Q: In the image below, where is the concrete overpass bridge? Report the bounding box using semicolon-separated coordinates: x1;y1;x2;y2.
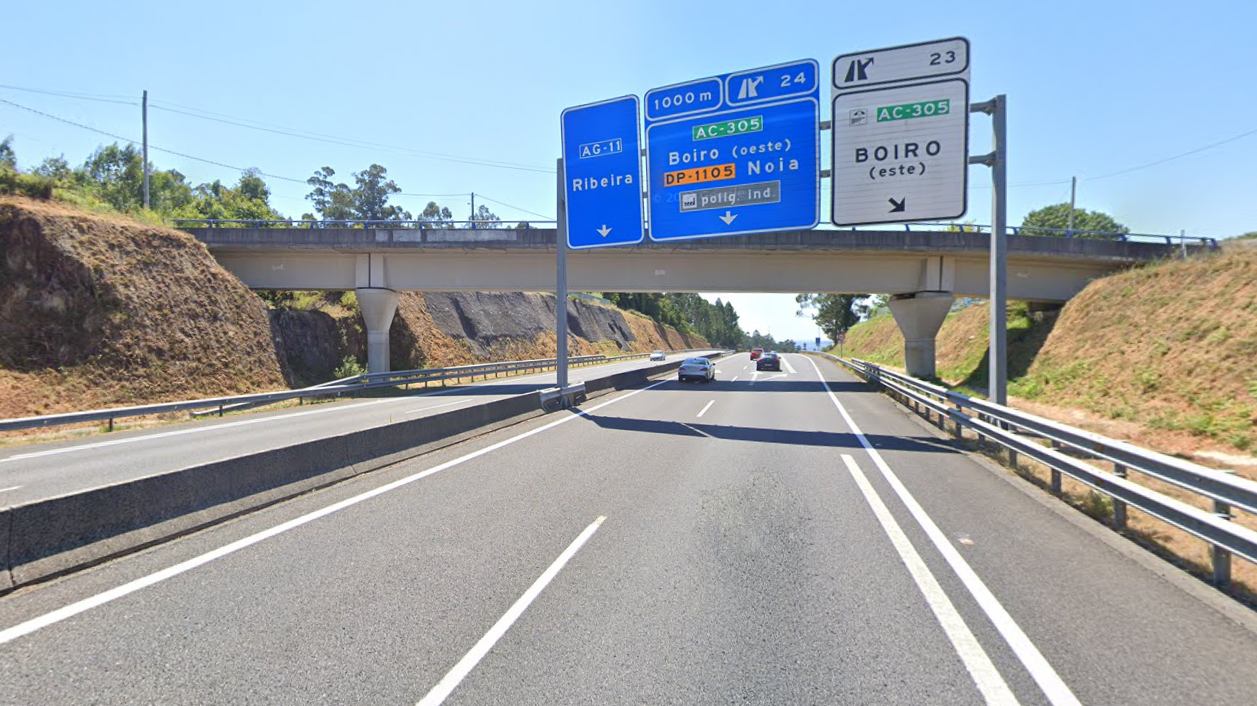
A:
184;223;1210;376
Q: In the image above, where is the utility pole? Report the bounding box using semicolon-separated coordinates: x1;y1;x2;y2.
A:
555;162;568;389
1067;176;1076;236
142;90;150;210
470;192;476;226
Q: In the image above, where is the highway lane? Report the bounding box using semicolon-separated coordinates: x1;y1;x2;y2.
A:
0;351;717;506
2;354;1257;704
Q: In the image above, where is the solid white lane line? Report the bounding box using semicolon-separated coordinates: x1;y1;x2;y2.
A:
0;361;663;464
697;400;715;418
415;516;607;706
842;455;1018;705
404;399;475;415
680;423;714;438
782;356;798;375
0;382;668;647
0;397;405;463
805;356;1082;706
731;376;739;382
0;486;21;493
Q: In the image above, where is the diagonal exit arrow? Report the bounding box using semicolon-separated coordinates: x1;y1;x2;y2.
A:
596;225;612;237
889;197;906;213
719;211;738;226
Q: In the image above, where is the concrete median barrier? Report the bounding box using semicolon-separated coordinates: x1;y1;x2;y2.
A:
0;358;712;593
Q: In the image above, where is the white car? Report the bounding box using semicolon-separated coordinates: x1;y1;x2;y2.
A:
650;350;666;361
678;357;715;383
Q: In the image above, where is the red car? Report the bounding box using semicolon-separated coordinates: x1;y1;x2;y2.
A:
750;348;764;360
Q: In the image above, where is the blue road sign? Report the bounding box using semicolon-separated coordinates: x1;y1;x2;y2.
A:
561;96;645;250
645;59;820;242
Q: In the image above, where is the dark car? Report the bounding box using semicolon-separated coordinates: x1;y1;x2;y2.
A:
756;351;781;371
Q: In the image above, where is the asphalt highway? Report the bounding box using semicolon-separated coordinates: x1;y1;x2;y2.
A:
0;351;716;506
2;353;1256;704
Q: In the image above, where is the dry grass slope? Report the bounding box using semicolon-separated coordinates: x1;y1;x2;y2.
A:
841;249;1257;460
1020;251;1257;453
0;197;287;419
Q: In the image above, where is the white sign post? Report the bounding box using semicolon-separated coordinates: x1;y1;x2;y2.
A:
832;37;969;91
831;79;969;226
831;38;971;227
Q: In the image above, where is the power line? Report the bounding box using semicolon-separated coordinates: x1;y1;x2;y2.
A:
147;101;556;174
0;84;138;106
2;98;556;216
1;83;558;174
1084;124;1257;181
473;193;553;220
0;97;308;184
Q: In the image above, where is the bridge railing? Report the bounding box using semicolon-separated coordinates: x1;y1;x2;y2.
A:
173;218;1219;248
172;219;557;229
906;222;1218;247
0;351;716;435
822;353;1257;590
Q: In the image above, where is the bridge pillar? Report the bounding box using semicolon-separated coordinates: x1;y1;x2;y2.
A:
888;292;953;379
356;287;399;374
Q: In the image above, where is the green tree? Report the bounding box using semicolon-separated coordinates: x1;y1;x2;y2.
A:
148;168;194;214
796;293;867;343
80;143;145;211
419;201;455;228
0;136;15;170
305;166;355;220
32;155;73;182
352;164;410;221
308;164;411;221
177;169;284;221
74;143;192;213
1020;203;1128;238
470;203;501;228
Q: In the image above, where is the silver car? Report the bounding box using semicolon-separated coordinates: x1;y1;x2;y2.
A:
650;350;666;361
678;357;715;383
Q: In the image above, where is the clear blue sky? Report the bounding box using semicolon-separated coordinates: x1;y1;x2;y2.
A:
5;0;1255;342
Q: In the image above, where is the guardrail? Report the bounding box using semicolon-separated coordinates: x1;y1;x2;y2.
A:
0;351;712;435
821;354;1257;590
171;218;1219;248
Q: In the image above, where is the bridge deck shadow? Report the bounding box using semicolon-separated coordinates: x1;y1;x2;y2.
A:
580;413;956;455
668;379;871;394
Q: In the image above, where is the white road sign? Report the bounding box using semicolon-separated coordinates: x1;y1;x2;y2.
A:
831;79;969;226
832;37;969;92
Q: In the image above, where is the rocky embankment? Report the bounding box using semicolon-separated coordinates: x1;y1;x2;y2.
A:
0;197;708;417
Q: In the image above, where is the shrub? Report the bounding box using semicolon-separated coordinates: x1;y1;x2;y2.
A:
333;355;367;379
0;168;55;199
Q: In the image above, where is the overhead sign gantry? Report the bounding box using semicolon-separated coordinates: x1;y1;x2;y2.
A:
643;59;820;242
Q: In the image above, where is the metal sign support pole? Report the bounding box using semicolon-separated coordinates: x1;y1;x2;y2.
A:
969;94;1008;405
142;90;150;210
556;158;569;390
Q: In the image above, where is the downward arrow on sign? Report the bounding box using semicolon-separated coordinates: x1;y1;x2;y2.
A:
719;211;738;225
597;225;612;237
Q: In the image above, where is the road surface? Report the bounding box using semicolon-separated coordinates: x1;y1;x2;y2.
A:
2;353;1255;704
0;352;716;506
